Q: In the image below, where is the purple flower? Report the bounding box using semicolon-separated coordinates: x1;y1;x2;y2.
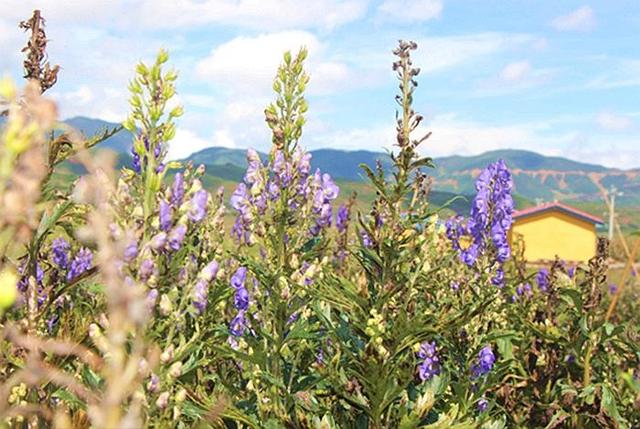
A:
234;286;249;310
536;268;549;292
417;341;440;382
139;259;156;281
230;311;246;337
320;172;339;200
477;397;488;413
147;374;159;393
361;231;373;248
168;225;187;251
287;311;299;325
199;261;219;282
294;148;312;177
472;345;495;378
244;149;262;184
336;204;349;233
150;232;167;251
146;289;158;312
67;248;93;281
491;267;504;287
608;283;618;295
231;267;247;289
123;241;138;262
171;172;185;207
51;238;70;269
131;147;141;174
159;200;172;231
567;266;575;279
192;280;208;314
231;183;249;210
188;190;208;222
273;151;291;187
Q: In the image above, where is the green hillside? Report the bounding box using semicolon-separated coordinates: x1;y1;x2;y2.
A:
30;117;640;213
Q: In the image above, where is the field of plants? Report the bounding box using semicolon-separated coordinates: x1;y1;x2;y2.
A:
1;11;639;429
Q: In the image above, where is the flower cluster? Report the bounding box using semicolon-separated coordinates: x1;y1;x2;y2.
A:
446;160;514;285
512;282;533;302
471;345;496;378
417;341;440;382
231;148;339;244
536;268;550;292
229;267;249;337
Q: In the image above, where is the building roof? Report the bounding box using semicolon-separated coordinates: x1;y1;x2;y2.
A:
513;202;604;225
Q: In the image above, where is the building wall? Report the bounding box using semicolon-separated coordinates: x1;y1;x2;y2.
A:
510;210;597;262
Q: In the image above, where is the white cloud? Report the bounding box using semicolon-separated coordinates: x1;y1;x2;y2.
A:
377;0;443;23
551;5;596;32
135;0;369;30
167;128;237;160
50;86;127;122
596;111;633;132
584;58;640;90
414;33;540;73
196;31;319;95
0;0;369;32
473;60;555;96
499;61;532;82
195;31;356;96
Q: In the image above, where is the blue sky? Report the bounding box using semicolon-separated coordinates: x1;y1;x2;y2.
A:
1;0;639;168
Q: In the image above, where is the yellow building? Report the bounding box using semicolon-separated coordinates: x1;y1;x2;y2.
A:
510;202;603;262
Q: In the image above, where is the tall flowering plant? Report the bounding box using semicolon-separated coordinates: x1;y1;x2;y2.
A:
219;49;341;425
311;41;513;428
111;51;228;425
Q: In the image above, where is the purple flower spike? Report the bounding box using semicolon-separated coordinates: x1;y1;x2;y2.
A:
536;268;550;292
159;200;172;231
67;248;93;281
171;172;185;206
417;341;440;382
336;204;349;233
472;345;496;378
51;238;70;269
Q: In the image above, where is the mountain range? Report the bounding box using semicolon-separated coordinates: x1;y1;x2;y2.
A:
7;116;639;209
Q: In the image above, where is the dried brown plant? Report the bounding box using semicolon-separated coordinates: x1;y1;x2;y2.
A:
19;10;60;94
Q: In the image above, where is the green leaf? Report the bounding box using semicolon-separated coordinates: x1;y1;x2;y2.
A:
601;384;628;428
52;388;86;410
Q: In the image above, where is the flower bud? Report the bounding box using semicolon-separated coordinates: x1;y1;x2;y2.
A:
168;361;183;379
138;358;150;377
175;388;187;403
147;373;160;393
159;294;173;316
160;345;175;364
198;260;219;282
156;392;170;410
150;232;167;250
